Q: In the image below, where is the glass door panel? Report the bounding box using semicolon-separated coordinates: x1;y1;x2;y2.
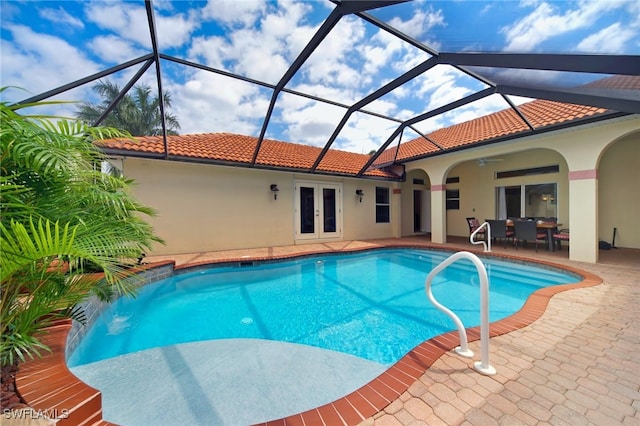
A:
504;186;521;218
525;183;557;219
322;188;336;234
300;186;316;234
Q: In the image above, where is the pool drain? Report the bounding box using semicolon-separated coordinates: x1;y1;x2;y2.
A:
240;317;253;325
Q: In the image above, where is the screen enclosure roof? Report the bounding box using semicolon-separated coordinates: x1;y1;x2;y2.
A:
3;0;639;179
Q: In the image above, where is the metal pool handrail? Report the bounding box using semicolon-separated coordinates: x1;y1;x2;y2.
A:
424;251;496;375
470;221;491;252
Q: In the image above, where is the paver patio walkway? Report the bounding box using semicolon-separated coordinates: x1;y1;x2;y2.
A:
358;241;640;425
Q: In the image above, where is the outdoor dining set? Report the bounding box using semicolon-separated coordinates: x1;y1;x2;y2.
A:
466;217;570;252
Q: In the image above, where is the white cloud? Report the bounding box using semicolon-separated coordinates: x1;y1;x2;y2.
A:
88;35;145;64
361;29;410;78
388;5;445;51
225;27;291;83
333;112;400;154
576;23;637;53
3;0;632;157
85;3;151;48
302;16;365;89
85;2;198;50
201;0;267;27
168;70;269;135
480;4;493;15
414;65;475;110
189;1;314;85
276;91;315;112
155;11;201;49
280;101;345;146
500;1;632;52
38;6;84;29
388;6;444;40
0;25;100;99
281;9;319;60
366;98;401;117
188;35;229;70
288;82;358;106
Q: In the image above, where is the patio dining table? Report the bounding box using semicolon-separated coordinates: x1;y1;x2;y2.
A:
507;221;561;252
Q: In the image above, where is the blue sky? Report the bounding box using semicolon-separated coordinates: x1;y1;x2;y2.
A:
1;0;639;153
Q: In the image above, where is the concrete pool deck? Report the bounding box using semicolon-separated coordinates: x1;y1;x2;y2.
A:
13;236;640;425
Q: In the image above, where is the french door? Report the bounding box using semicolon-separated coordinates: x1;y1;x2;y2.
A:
294;181;342;240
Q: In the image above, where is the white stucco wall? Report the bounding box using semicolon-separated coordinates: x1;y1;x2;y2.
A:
404;115;640;260
114;116;639;259
120;158;399;255
598;132;640;249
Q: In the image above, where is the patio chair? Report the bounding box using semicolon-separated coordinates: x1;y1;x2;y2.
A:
466;217;485;241
553;229;570;250
486;219;514;249
513;220;546;252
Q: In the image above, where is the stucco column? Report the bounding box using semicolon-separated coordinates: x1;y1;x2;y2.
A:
420;165;448;244
568;170;598;263
430;184;447;244
392;184;402;238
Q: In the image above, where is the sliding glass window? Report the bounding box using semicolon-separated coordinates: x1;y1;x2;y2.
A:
496;183;557;219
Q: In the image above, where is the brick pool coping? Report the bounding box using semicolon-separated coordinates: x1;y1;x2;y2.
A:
14;245;602;425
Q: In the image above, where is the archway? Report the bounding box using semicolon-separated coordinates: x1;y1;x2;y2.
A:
597;130;640;249
401;169;431;237
443;149;569;239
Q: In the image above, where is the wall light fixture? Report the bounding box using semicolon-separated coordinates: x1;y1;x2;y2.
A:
270;184;279;200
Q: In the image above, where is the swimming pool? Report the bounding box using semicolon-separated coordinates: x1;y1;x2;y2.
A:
68;248;580;367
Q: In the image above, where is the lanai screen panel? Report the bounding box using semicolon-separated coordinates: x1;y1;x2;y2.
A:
2;0;639;177
0;1;153;104
365;1;640;55
282;10;434;163
167;68;274;137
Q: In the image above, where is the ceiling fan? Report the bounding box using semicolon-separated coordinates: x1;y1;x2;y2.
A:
477;157;504;167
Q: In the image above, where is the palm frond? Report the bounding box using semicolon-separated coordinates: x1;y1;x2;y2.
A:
1;88;162;367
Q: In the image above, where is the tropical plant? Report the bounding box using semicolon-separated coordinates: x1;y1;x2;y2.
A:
76;79;180;136
0;88;163;366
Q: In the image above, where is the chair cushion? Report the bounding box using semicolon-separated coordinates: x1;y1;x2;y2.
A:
553;233;570;240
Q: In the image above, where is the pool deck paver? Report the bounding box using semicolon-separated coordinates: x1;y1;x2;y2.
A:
11;236;640;425
352;240;639;426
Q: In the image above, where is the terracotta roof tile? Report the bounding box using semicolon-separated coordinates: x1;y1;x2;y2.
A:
98;133;393;178
392;99;609;162
388;75;640;163
98;76;636;175
582;75;640;90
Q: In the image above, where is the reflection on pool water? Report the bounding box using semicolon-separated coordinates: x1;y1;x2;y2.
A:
68;248;579;367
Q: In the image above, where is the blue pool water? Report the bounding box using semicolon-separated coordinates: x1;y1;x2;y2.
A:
68;249;579;367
